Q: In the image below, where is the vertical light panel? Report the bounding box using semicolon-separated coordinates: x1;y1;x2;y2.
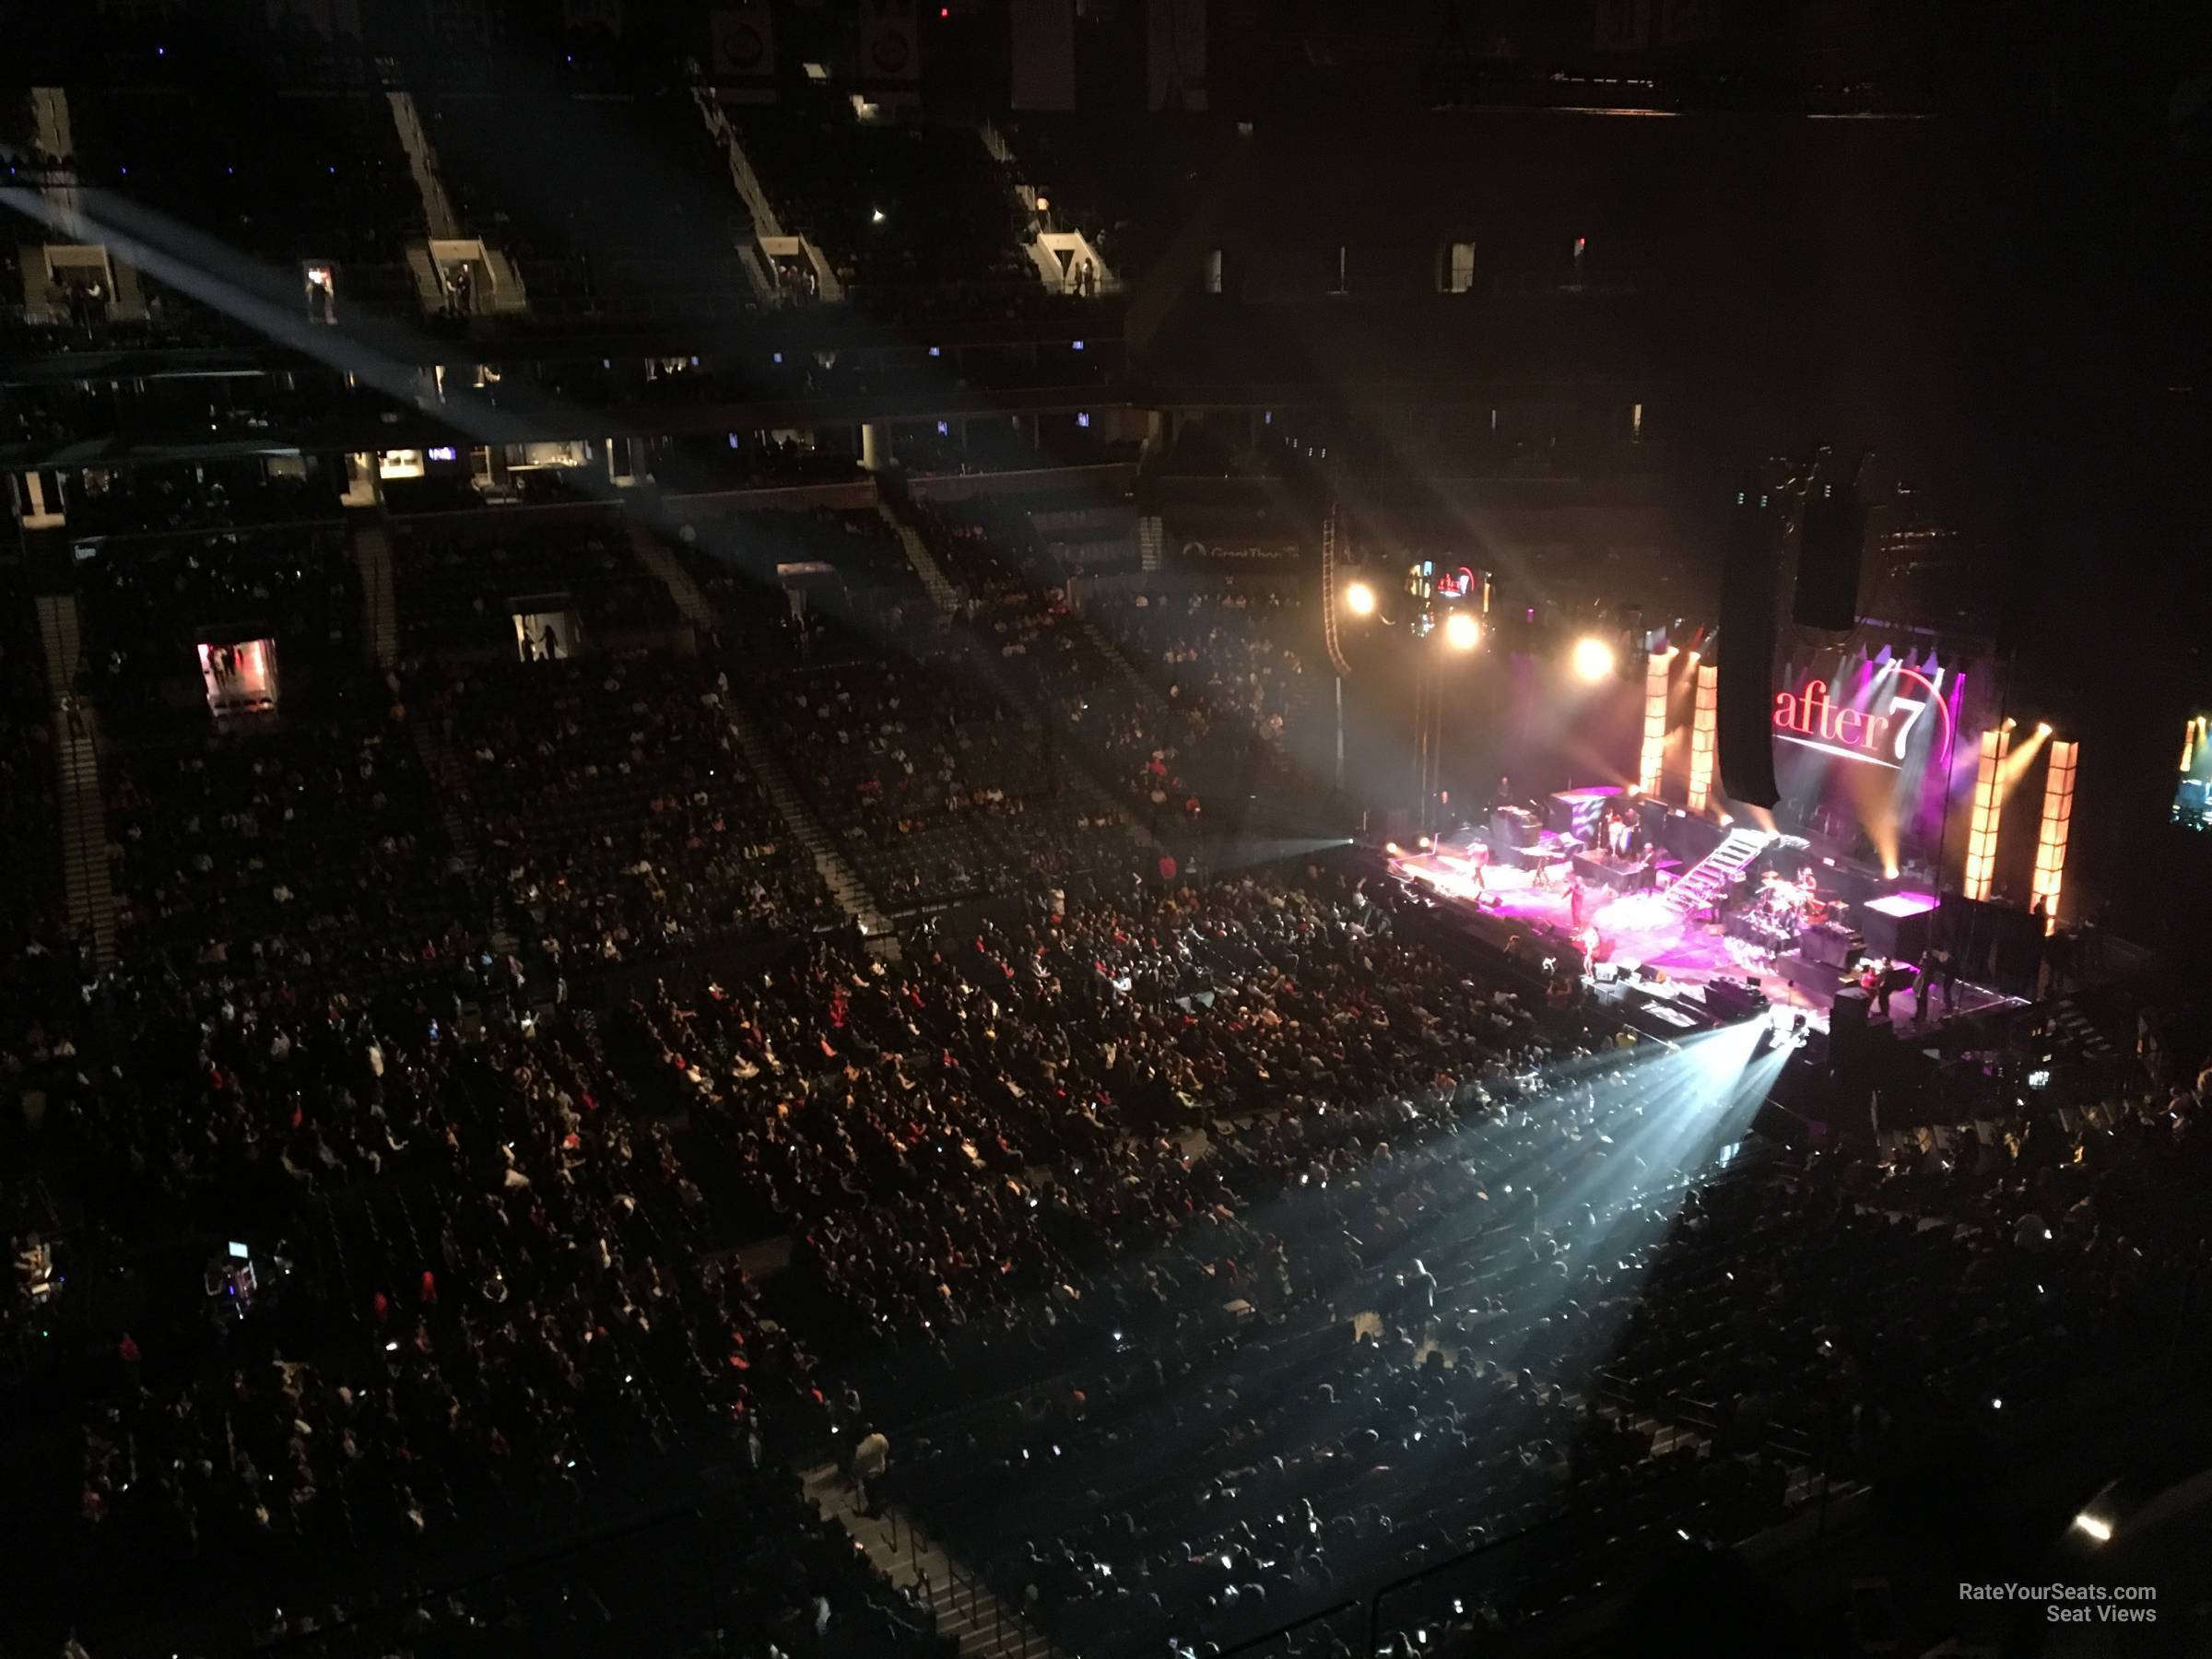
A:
1962;724;2011;901
1638;650;1672;796
2031;740;2077;933
2186;716;2202;775
1686;663;1718;813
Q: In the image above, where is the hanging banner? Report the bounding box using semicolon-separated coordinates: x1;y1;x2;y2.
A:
710;2;775;77
1012;0;1077;111
862;0;923;82
1147;0;1206;110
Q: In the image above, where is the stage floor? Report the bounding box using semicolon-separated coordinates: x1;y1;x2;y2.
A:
1389;850;2021;1034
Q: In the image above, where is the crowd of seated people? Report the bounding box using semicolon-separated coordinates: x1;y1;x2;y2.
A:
103;693;479;988
615;868;1756;1655
628;866;2212;1658
1086;580;1331;787
16;933;926;1656
1;740;2206;1659
394;518;680;655
412;651;839;971
76;528;359;718
764;631;1138;911
227;1479;956;1659
630;874;1565;1366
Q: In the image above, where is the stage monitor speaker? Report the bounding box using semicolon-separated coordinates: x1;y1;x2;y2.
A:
1716;488;1781;807
1830;986;1870;1044
1702;976;1769;1022
1794;489;1867;629
1861;903;1933;966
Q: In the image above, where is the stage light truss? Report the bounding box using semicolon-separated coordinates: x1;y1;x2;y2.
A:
1638;650;1671;795
1962;724;2010;902
1687;663;1718;813
2031;739;2077;934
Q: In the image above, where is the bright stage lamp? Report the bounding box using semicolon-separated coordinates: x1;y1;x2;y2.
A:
1442;610;1480;651
1571;635;1617;682
1344;581;1377;617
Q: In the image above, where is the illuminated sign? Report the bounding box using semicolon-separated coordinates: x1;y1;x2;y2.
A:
1772;665;1953;771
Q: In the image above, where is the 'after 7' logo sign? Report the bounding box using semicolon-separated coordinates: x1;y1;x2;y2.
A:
1773;665;1953;771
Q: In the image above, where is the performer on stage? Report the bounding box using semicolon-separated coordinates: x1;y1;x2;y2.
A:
1568;875;1588;931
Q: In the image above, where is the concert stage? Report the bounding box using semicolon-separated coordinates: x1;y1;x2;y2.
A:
1387;847;2021;1035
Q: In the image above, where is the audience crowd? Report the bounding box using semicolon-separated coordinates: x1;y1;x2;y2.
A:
2;477;2206;1659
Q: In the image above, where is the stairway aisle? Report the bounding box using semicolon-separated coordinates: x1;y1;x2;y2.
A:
804;1466;1059;1659
352;519;400;667
53;710;117;963
628;524;719;639
877;500;959;614
721;701;898;958
34;594;118;960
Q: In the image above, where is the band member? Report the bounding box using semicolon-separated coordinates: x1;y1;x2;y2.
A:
1568;876;1588;932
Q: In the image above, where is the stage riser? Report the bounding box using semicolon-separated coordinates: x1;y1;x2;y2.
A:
1862;906;1932;963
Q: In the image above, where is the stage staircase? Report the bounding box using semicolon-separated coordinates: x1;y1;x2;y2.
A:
877;500;959;614
804;1466;1061;1659
1663;827;1773;916
353;520;400;667
721;701;898;958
